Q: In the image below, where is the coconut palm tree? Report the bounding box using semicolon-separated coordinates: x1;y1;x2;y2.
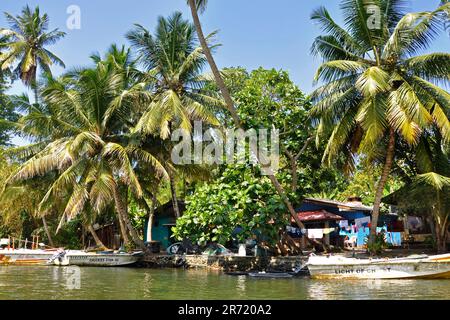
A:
186;1;309;232
5;47;166;250
126;12;221;138
309;1;450;242
385;129;450;253
127;12;223;218
0;6;65;103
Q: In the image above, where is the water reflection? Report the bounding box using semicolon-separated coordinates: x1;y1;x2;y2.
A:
0;266;449;300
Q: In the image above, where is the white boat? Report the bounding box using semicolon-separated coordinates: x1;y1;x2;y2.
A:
307;253;450;279
50;250;142;267
0;248;57;265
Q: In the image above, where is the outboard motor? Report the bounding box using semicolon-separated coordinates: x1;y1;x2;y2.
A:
48;249;66;264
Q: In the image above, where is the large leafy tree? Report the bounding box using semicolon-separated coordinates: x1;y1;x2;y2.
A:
0;6;65;102
310;1;450;242
0;36;18;146
0;79;19;147
173;163;288;246
5;47;166;250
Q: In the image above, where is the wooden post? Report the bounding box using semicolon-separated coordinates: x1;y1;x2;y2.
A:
324;222;330;246
12;238;15;250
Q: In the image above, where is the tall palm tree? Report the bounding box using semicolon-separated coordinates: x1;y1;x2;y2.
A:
126;12;221;138
0;6;65;103
6;48;166;250
186;0;309;232
127;12;222;218
310;1;450;242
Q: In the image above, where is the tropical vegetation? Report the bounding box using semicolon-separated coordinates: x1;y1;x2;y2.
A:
0;1;448;254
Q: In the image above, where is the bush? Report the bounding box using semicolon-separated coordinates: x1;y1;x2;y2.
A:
365;231;388;256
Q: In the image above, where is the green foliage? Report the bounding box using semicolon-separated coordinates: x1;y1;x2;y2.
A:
310;1;450;170
173;163;288;245
127;12;222;138
365;231;388;256
0;68;18;146
44;218;82;249
0;6;66;88
338;164;403;206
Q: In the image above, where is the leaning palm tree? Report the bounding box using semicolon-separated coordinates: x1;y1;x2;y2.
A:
5;48;166;250
186;1;309;232
310;1;450;242
0;6;65;102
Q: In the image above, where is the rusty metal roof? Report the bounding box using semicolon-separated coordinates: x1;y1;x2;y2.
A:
296;210;345;222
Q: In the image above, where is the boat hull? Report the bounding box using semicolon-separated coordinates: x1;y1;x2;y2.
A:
52;251;141;267
0;250;55;266
308;254;450;280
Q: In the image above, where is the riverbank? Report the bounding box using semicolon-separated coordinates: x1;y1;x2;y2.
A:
138;248;439;272
139;254;307;272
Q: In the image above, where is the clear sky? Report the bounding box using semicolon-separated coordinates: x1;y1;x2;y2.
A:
1;0;449;145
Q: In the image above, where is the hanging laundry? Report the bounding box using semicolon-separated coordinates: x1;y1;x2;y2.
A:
323;228;336;235
407;216;423;232
307;229;324;239
339;220;349;228
355;216;371;228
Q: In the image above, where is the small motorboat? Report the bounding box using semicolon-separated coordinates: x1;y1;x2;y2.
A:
248;271;294;279
49;250;143;267
0;248;57;265
225;271;249;276
307;253;450;279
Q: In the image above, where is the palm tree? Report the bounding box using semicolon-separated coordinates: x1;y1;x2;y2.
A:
127;12;221;138
5;47;166;250
186;0;309;232
310;1;450;242
0;6;65;103
127;12;222;218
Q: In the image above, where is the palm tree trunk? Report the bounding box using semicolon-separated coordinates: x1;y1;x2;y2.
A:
435;222;448;254
87;224;106;248
146;194;158;243
113;184;146;250
169;172;181;219
369;128;396;243
41;216;54;248
117;211;130;247
188;0;307;235
188;0;242;128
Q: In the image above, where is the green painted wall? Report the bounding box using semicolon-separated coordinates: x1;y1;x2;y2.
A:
143;216;174;249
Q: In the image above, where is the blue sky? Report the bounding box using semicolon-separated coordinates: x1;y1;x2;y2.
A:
1;0;449;145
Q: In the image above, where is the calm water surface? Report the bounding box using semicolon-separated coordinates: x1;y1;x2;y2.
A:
1;266;449;300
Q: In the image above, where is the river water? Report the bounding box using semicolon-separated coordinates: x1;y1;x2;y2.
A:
1;266;449;300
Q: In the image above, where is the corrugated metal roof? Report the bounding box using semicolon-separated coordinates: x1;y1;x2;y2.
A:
296;210;344;222
304;198;373;212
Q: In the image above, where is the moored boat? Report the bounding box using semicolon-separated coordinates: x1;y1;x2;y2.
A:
307;253;450;279
50;250;142;267
0;248;57;265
